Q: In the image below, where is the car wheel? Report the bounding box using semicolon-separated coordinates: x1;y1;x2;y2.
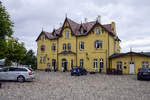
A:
17;76;25;83
137;76;141;80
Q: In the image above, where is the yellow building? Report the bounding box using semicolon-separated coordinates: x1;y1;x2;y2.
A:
109;52;150;74
36;16;121;73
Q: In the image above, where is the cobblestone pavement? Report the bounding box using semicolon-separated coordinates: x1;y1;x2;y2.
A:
0;71;150;100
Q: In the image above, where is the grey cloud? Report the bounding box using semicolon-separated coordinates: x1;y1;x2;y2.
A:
1;0;150;53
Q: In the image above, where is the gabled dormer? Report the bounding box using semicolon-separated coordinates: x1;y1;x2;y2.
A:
79;23;86;34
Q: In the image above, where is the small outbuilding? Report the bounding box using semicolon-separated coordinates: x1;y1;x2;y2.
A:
109;52;150;74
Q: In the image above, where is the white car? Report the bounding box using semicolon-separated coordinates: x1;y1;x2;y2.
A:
0;66;35;82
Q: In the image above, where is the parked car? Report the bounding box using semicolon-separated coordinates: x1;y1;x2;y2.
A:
71;67;87;76
137;68;150;80
0;66;35;82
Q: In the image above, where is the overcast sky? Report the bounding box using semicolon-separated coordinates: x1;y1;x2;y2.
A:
1;0;150;53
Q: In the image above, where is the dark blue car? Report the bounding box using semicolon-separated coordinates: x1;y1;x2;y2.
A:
137;68;150;80
71;67;87;76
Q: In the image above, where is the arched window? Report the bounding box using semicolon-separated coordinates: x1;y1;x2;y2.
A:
93;59;98;68
41;45;45;52
68;43;71;51
100;59;104;69
95;40;102;49
63;43;66;51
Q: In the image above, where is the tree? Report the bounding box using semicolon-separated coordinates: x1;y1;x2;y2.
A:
21;49;37;70
0;1;14;39
5;38;26;66
0;1;14;58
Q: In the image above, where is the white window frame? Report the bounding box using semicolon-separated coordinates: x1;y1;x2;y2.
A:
40;57;42;63
95;40;102;49
41;35;45;40
65;30;69;38
100;59;104;69
142;61;149;68
79;42;84;50
52;43;56;51
96;28;100;34
80;28;84;34
63;43;66;51
68;43;71;51
117;61;122;70
93;59;98;68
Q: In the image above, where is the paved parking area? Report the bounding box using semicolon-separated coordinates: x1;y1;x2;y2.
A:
0;71;150;100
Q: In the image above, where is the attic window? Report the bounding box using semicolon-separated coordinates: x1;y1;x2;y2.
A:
96;28;100;34
80;28;84;34
65;30;69;38
41;35;45;40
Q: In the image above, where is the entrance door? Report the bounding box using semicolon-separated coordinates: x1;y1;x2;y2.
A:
129;61;135;74
52;59;56;71
62;59;67;72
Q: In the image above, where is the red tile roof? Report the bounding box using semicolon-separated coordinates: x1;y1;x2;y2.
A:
36;17;117;41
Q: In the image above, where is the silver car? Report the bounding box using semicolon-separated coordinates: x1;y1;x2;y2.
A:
0;66;35;82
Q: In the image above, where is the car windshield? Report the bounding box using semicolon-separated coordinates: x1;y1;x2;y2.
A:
139;68;150;72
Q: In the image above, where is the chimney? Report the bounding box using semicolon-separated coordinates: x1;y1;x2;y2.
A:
97;15;101;23
111;21;116;35
84;18;88;23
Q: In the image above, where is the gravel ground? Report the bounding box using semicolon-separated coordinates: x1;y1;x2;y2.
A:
0;71;150;100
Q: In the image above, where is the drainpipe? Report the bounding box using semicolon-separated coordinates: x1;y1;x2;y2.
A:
57;39;59;71
76;36;77;66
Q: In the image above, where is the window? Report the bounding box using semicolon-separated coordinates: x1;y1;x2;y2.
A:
80;59;84;68
79;42;84;50
68;43;71;51
52;43;56;51
96;28;100;34
41;45;45;52
63;43;66;51
117;61;122;70
93;59;98;68
80;28;84;34
52;59;56;69
95;40;102;49
100;59;104;68
142;61;149;68
43;56;46;64
9;67;17;71
40;57;42;63
15;68;28;71
41;35;45;40
65;30;69;38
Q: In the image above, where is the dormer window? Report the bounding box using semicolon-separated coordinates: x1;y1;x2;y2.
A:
96;28;100;34
80;28;84;34
65;30;69;38
41;35;45;40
